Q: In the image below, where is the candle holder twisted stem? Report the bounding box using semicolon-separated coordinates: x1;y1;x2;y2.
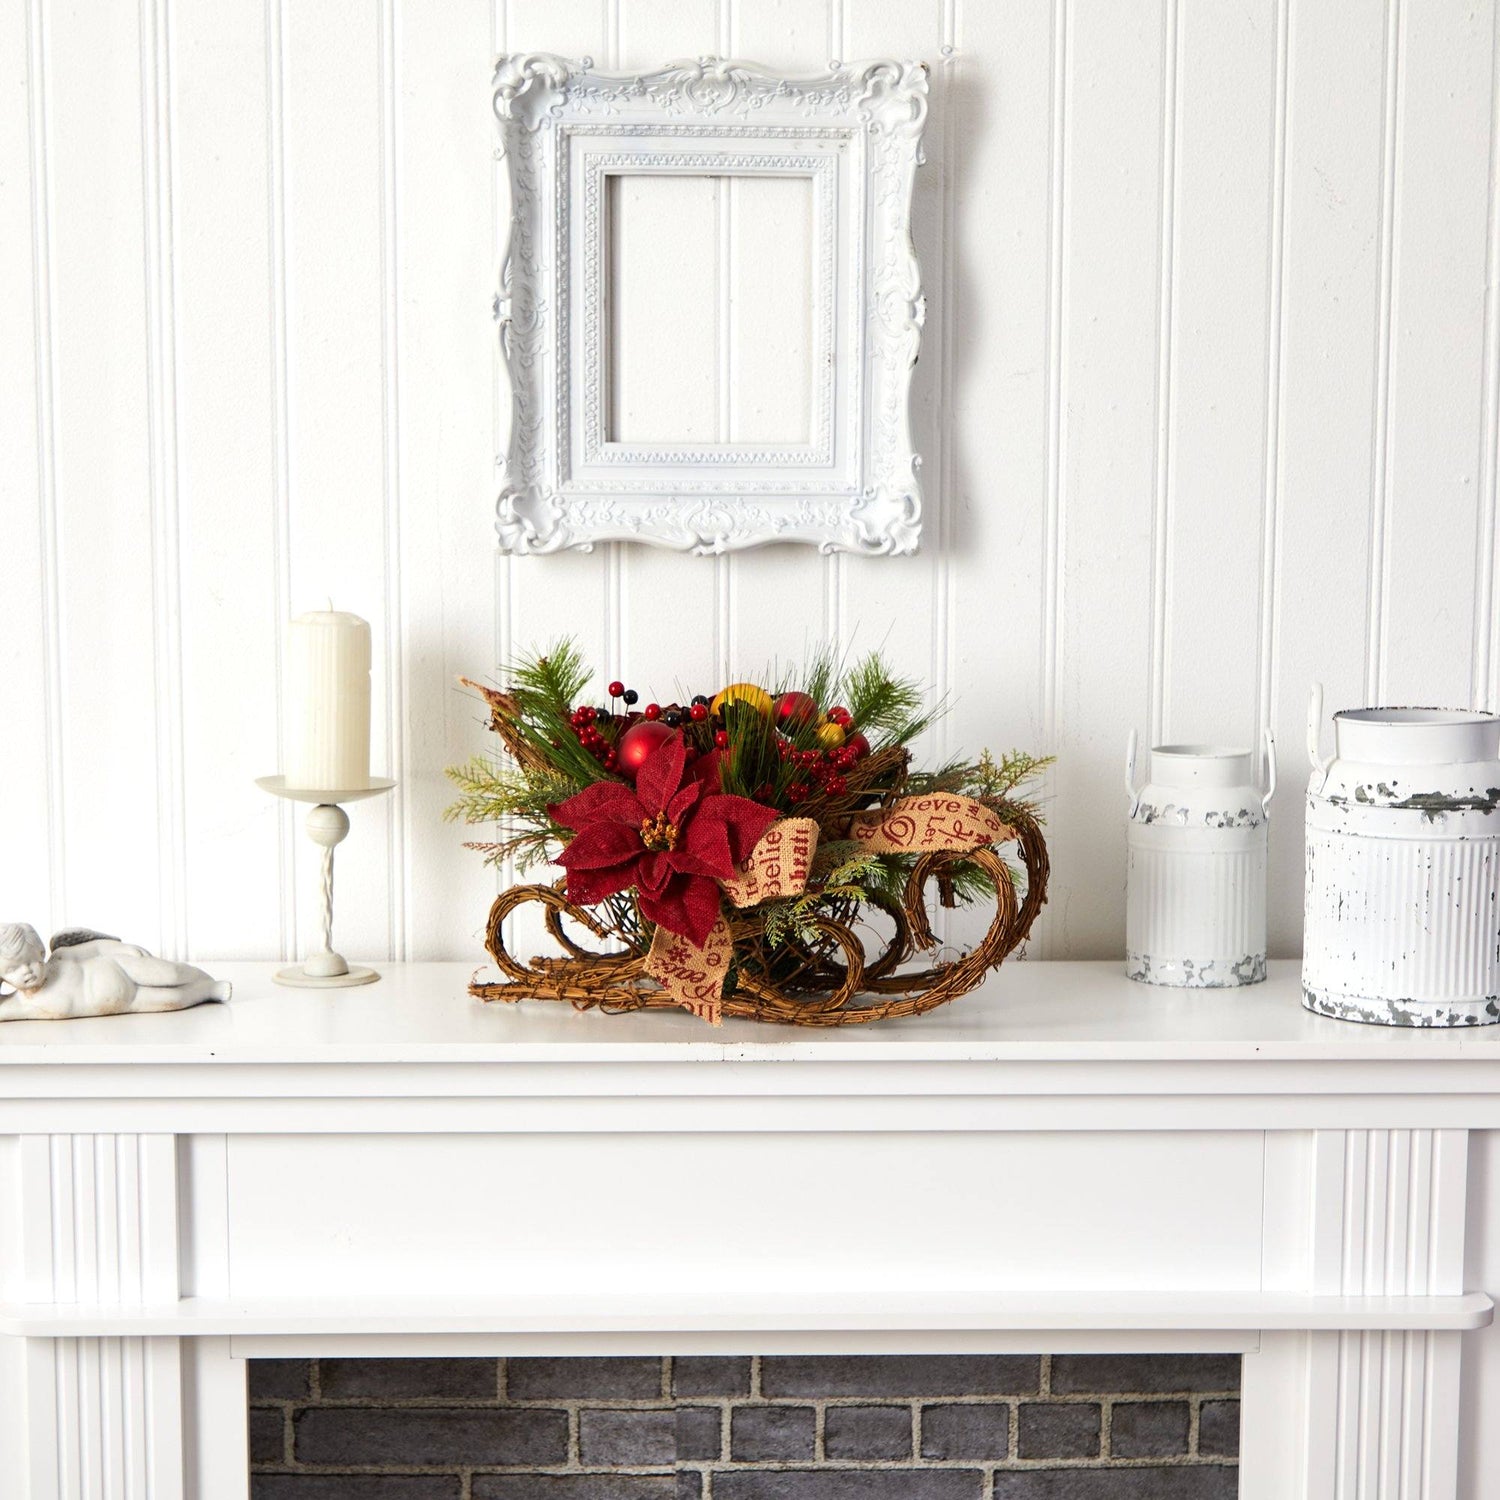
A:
256;776;396;988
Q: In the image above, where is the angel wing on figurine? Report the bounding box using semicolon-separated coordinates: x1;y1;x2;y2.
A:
0;924;231;1021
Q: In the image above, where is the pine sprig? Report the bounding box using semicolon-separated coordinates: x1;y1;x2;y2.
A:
843;653;935;748
444;755;579;870
760;851;884;947
905;748;1055;824
499;641;611;789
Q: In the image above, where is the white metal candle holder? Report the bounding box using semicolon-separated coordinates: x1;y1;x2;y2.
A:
256;776;396;988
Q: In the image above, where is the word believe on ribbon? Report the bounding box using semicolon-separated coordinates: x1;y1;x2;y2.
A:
646;794;1013;1023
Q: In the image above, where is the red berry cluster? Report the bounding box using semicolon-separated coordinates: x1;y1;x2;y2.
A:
776;738;857;802
568;704;618;771
569;681;719;781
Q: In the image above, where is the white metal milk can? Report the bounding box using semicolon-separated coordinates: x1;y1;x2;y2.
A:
1124;731;1275;987
1303;686;1500;1026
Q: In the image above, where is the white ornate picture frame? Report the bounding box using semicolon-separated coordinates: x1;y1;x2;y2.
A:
492;54;929;556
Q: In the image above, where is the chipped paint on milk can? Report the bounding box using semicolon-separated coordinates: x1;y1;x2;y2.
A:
1124;730;1275;987
1302;685;1500;1026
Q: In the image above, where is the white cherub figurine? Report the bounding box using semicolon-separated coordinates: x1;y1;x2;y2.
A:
0;924;230;1021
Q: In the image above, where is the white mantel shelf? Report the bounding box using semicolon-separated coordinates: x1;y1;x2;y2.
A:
6;958;1500;1499
8;957;1500;1064
4;960;1500;1136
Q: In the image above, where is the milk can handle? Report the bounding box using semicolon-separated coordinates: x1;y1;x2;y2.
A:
1307;683;1334;792
1260;726;1277;815
1124;728;1142;818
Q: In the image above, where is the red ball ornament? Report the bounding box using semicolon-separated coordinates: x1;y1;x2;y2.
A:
616;720;675;779
846;732;871;760
774;691;819;730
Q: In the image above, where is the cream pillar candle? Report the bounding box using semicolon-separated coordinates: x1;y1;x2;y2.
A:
282;608;372;791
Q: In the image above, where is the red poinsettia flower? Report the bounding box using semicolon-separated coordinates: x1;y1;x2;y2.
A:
549;732;778;948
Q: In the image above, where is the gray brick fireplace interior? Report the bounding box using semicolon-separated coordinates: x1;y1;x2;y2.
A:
248;1353;1241;1498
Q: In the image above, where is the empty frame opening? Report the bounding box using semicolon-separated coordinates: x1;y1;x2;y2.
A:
605;173;816;447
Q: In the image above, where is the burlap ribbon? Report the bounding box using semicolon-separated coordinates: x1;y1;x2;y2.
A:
645;794;1012;1023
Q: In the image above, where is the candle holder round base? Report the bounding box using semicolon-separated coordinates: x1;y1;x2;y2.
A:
273;963;380;989
256;776;396;989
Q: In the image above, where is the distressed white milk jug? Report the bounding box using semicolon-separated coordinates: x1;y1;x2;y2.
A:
1124;731;1275;987
1303;686;1500;1026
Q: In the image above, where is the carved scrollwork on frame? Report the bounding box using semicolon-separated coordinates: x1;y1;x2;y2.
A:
492;53;929;557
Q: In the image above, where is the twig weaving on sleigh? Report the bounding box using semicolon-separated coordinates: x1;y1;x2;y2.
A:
471;806;1048;1026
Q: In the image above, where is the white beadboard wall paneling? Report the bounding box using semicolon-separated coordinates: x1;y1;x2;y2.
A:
1363;0;1402;710
1254;0;1290;770
840;0;949;929
1043;0;1167;959
281;0;394;962
1158;0;1277;753
379;0;408;958
1478;2;1500;716
1264;0;1387;958
614;0;721;699
140;0;188;961
499;0;612;961
503;0;613;690
725;0;838;674
48;0;164;946
943;1;1052;958
1146;0;1180;749
840;0;945;757
0;0;56;937
11;0;1500;965
1377;0;1494;711
492;0;513;943
268;0;298;960
395;0;501;959
172;0;285;960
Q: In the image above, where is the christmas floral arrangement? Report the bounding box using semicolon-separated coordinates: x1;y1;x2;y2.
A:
447;644;1051;1026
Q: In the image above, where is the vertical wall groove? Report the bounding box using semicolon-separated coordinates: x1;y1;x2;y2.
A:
265;0;297;960
1366;0;1404;705
718;0;738;677
1148;0;1181;746
1256;0;1291;746
1038;0;1068;959
494;0;514;910
1474;0;1500;712
822;0;843;653
140;0;188;960
604;0;623;686
25;0;66;931
378;0;408;958
935;4;959;780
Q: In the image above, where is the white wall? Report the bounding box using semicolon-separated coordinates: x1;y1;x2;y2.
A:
3;0;1497;966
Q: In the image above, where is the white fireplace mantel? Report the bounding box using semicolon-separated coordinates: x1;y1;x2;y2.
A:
5;958;1500;1498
